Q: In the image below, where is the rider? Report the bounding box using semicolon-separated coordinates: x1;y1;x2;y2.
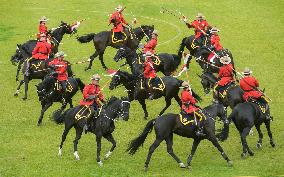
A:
207;27;223;63
142;30;158;55
240;67;271;120
181;81;204;136
143;51;157;100
48;51;68;103
109;5;130;41
26;33;52;75
214;56;234;101
37;16;48;39
184;13;210;46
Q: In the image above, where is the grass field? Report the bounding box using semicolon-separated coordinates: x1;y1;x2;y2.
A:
1;0;284;176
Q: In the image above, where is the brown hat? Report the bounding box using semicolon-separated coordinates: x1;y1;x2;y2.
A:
220;56;231;65
180;81;191;89
39;16;48;22
196;13;205;19
243;67;252;75
91;74;101;81
210;27;220;33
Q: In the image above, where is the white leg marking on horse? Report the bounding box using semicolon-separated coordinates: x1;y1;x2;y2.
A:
74;151;80;160
249;129;254;136
179;162;186;168
98;161;103;166
58;147;62;157
104;151;112;159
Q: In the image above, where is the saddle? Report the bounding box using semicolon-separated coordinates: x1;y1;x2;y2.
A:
214;82;235;99
75;105;93;121
54;79;73;93
140;77;165;91
250;97;267;114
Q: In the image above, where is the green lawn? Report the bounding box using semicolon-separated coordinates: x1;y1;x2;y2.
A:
1;0;284;176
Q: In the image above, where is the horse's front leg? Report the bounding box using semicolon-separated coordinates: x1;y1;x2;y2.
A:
99;53;108;70
16;61;23;82
103;133;116;160
14;80;25;97
138;99;148;119
22;76;29;100
37;101;53;126
96;135;103;166
85;51;99;71
73;124;83;160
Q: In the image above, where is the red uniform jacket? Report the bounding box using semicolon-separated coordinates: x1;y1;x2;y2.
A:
218;64;234;86
187;20;209;39
240;76;263;101
144;59;156;78
80;84;104;106
37;23;48;38
48;58;68;81
181;90;199;114
208;34;223;61
109;11;128;32
32;40;52;60
143;38;157;54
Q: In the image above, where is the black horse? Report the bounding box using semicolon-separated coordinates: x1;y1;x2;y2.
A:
113;46;182;76
54;96;131;166
11;21;78;82
77;25;154;70
127;104;233;171
109;70;201;118
199;71;243;109
224;102;275;157
179;35;234;73
35;76;85;126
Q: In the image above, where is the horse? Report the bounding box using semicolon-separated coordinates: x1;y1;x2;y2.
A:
14;57;74;100
126;104;233;171
77;25;154;70
11;21;78;82
223;102;275;158
54;96;131;166
113;46;182;76
35;76;85;126
178;34;235;73
198;71;244;109
109;70;201;118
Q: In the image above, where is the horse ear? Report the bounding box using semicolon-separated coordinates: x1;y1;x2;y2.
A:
35;84;38;88
196;74;202;78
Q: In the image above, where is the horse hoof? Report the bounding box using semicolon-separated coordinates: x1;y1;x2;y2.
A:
22;97;27;100
256;142;262;149
98;161;103;166
74;151;80;160
187;165;192;171
14;93;19;97
58;148;62;157
241;152;247;159
270;141;276;147
227;161;233;167
179;162;186;168
248;151;254;156
84;67;90;71
104;151;112;160
37;122;41;126
144;166;148;172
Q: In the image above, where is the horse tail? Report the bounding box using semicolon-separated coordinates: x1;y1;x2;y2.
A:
126;119;156;155
75;78;85;92
53;109;69;124
178;37;187;58
77;33;96;43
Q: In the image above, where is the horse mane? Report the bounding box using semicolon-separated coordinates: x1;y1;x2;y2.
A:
106;96;119;107
204;72;218;83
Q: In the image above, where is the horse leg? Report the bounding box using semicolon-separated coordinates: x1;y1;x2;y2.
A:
73;124;83;160
103;133;116;160
58;122;73;157
207;135;233;166
68;99;74;108
14;80;25;97
22;76;29;100
96;135;103;166
174;95;182;107
144;138;163;171
138;99;148;119
85;51;99;71
240;127;254;158
165;133;185;168
37;102;53;126
159;98;172;116
264;120;275;147
187;139;201;170
16;61;23;82
255;124;263;149
99;53;108;70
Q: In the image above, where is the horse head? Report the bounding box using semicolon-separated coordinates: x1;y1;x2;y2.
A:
134;25;154;40
60;21;76;35
113;48;126;62
119;96;131;121
199;71;217;94
109;71;121;90
11;44;23;65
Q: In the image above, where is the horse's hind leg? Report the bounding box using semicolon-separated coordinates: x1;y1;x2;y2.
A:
165;133;185;168
85;51;99;71
14;80;25;96
207;135;233;166
264;120;275;147
159;98;172;116
255;125;263;148
103;133;116;160
16;61;23;82
96;135;103;166
37;102;52;126
73;124;83;160
99;53;108;70
240;127;254;157
58;123;73;157
138;99;148;119
145;138;163;171
187;139;201;170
